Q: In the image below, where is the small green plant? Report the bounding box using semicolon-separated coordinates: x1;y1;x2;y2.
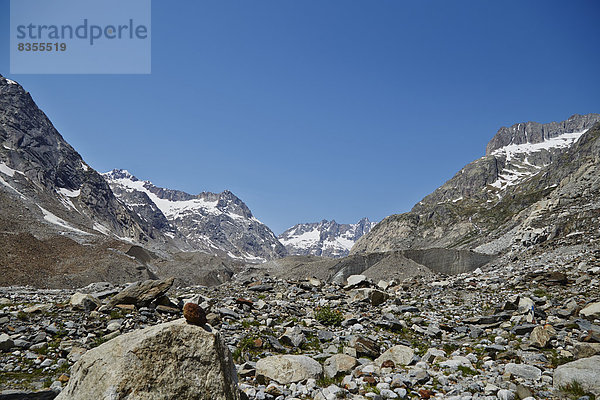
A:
90;335;109;348
110;309;125;319
33;345;48;355
316;374;344;387
560;381;596;400
457;365;478;376
17;311;29;321
314;306;343;327
233;334;264;363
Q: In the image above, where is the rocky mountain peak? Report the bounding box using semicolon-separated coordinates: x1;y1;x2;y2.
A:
485;113;600;155
103;169;285;261
279;218;377;258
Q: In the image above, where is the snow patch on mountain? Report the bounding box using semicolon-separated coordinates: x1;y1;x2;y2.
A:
489;130;588;191
491;130;588;161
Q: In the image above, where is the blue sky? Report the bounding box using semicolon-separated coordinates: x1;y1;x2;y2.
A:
1;1;599;234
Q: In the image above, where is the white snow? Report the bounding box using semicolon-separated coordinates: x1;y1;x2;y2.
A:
491;130;588;161
57;187;81;198
105;175;220;219
38;206;90;235
5;79;17;85
279;228;321;248
93;222;111;235
0;162;19;177
489;130;588;190
0;176;26;199
81;162;89;172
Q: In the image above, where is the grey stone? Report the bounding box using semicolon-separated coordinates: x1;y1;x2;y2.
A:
553;355;600;395
323;354;357;378
374;345;414;368
504;363;541;381
256;355;322;384
56;319;239;400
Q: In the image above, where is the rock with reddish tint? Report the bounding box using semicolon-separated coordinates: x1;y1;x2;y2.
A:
183;302;207;325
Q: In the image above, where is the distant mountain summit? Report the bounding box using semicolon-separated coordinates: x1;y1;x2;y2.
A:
279;218;376;258
103;169;287;262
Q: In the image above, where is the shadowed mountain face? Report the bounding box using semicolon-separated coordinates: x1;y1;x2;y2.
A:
0;76;265;287
278;218;376;258
0;75;160;244
353;114;600;256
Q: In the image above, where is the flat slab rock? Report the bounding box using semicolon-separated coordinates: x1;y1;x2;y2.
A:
256;355;322;384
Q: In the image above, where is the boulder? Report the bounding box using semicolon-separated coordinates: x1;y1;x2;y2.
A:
440;356;473;369
69;292;101;311
351;336;380;358
323;354;358;378
553;355;600;395
518;297;534;313
256;355;322;384
349;288;389;306
56;319;239;400
345;275;368;288
504;363;541;381
529;325;555;348
374;345;414;368
107;277;174;308
279;326;306;348
183;302;207;325
0;333;14;351
580;302;600;320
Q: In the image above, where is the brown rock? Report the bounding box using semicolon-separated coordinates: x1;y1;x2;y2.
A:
183;303;207;326
58;374;70;383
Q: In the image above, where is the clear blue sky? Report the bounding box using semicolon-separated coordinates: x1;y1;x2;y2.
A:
1;1;599;234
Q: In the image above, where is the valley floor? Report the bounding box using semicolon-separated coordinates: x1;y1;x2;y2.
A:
1;245;599;399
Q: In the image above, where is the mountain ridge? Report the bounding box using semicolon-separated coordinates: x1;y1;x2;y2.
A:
103;169;287;262
352;113;600;256
278;218;376;258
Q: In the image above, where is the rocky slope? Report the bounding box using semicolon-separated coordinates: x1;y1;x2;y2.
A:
1;244;599;399
103;169;287;262
353;114;600;256
279;218;376;258
0;76;251;287
0;75;161;244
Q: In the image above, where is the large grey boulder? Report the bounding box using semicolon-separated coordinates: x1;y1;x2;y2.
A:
323;354;358;378
553;355;600;395
56;319;239;400
256;355;322;384
107;277;174;308
374;345;414;368
69;292;101;311
0;333;14;351
504;363;541;381
580;302;600;320
348;288;389;306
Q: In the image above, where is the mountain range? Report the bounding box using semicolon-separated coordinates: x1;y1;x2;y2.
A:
1;73;599;288
278;218;376;258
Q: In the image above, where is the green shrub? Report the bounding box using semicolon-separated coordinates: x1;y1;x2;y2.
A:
315;306;344;327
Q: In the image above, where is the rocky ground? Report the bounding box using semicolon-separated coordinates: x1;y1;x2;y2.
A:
1;246;600;399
